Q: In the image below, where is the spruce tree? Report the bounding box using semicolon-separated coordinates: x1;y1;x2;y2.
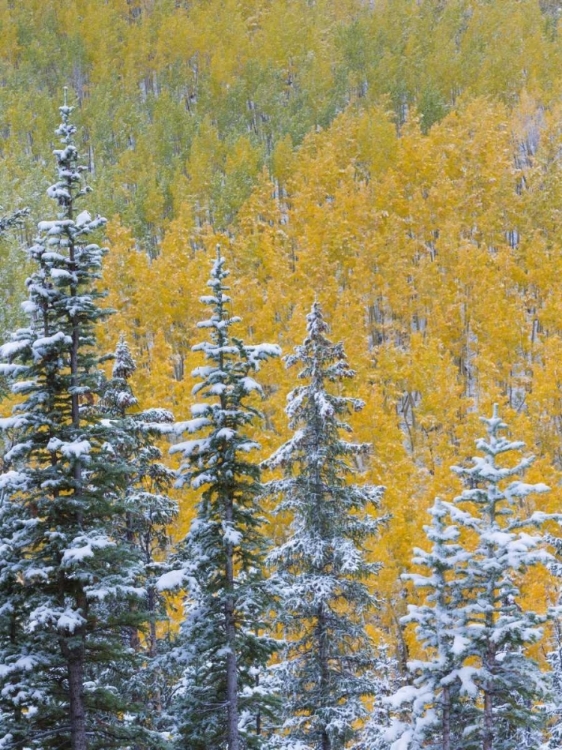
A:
388;407;553;750
543;536;562;749
0;207;28;400
0;100;156;749
98;336;178;736
266;303;385;750
545;623;562;748
352;645;400;750
159;250;280;750
0;208;28;234
386;499;477;750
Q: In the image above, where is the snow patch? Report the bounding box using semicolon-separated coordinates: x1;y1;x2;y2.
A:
156;569;185;591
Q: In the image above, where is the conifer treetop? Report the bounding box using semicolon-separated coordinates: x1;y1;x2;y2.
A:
268;302;378;495
170;247;280;482
192;247;280;382
1;100;111;420
288;300;357;387
452;404;550;515
47;93;91;211
112;335;137;381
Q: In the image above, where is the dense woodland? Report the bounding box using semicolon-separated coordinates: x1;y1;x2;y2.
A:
3;0;562;748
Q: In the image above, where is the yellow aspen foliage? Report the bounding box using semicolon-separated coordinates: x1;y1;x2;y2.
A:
100;220;152;352
0;4;20;67
107;97;562;619
8;0;562;664
459;0;554;101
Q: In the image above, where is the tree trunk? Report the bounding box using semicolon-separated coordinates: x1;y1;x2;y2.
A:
125;512;142;651
59;583;88;750
482;637;495;750
226;643;239;750
225;495;239;750
483;494;497;750
67;656;87;750
148;584;157;658
442;685;450;750
318;604;330;750
67;234;87;750
483;687;493;750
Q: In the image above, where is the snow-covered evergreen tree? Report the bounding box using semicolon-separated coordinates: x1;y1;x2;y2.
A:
545;625;562;748
0;101;159;750
352;645;401;750
387;407;553;750
543;535;562;749
0;208;28;234
265;303;385;750
0;207;28;401
451;409;552;750
159;250;280;750
385;499;476;750
98;336;178;736
100;335;178;650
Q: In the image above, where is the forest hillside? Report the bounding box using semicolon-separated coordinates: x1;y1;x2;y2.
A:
2;1;562;748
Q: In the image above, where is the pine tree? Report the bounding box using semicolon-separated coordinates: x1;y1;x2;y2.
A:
0;207;28;400
388;407;553;750
0;100;158;749
265;303;385;750
159;249;280;750
545;621;562;748
452;408;552;750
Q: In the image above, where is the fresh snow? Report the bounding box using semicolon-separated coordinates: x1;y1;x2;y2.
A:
47;437;91;458
156;569;185;591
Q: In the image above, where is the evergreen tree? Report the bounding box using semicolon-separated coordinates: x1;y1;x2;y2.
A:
545;621;562;748
386;499;477;750
543;536;562;749
98;336;178;737
0;208;28;234
159;249;280;750
388;407;553;750
0;207;28;400
352;645;400;750
265;303;385;750
0;101;157;749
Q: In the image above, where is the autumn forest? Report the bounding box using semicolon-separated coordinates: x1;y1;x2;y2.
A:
2;1;562;748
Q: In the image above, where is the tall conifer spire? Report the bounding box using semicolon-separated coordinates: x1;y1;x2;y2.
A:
388;408;554;750
160;249;280;750
0;99;156;750
266;303;385;750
